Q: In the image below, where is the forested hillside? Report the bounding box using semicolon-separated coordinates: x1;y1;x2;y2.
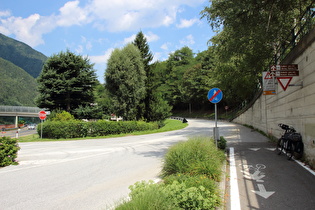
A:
0;57;38;106
0;33;47;78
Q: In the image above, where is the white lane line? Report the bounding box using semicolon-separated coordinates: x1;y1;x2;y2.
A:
230;147;241;210
294;159;315;176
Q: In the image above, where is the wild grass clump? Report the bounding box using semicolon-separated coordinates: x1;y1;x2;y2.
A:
116;136;226;209
162;136;225;181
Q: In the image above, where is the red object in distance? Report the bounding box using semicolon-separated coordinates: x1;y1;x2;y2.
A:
39;111;47;120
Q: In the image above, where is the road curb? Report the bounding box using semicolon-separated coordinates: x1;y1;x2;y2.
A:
217;153;228;210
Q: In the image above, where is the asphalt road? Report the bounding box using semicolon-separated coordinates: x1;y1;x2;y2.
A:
0;119;217;210
226;124;315;210
1;119;314;210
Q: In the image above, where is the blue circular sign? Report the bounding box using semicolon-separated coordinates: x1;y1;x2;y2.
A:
208;88;223;104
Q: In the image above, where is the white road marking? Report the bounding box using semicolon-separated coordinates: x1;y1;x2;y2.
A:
230;147;241;210
251;184;275;199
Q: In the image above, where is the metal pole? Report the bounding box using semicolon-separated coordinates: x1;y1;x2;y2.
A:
214;103;218;147
41;120;43;139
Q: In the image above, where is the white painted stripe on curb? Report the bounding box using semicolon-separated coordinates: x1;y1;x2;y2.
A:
230;147;241;210
294;159;315;176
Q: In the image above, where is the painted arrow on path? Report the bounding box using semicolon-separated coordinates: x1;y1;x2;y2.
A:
251;184;275;199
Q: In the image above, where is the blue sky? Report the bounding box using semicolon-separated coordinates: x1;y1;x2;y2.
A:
0;0;214;83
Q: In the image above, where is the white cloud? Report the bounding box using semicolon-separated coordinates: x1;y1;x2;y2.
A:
88;0;203;31
123;31;159;45
180;34;195;46
0;0;205;48
123;34;136;44
145;32;159;42
56;0;91;27
161;42;171;50
89;48;114;64
0;10;11;17
176;18;199;28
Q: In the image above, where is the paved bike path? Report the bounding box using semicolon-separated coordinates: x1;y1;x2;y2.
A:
225;124;315;210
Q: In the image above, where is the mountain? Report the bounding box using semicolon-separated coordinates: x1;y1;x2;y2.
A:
0;33;47;78
0;57;38;106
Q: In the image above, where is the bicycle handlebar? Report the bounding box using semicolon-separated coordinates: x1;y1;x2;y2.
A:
278;123;296;132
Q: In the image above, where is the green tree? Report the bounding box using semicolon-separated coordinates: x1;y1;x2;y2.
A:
201;0;312;108
36;50;97;113
163;47;195;108
105;44;146;121
133;31;171;121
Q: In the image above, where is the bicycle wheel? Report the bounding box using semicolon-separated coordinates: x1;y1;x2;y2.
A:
293;141;304;159
276;138;283;155
287;141;294;160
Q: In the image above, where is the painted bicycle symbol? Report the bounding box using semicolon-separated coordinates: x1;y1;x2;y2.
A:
240;164;266;182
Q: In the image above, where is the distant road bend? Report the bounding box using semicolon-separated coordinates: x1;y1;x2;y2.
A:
0;118;227;209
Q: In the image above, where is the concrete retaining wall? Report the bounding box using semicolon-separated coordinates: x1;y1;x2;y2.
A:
233;29;315;168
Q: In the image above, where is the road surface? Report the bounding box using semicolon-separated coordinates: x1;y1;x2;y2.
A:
1;119;314;210
0;119;217;209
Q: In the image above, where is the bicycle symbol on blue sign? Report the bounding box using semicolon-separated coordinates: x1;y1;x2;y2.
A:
208;88;223;104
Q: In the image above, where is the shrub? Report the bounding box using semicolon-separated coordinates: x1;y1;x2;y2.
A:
163;181;220;209
38;120;159;139
116;180;179;210
216;136;227;150
117;180;220;210
162;136;225;181
0;136;20;167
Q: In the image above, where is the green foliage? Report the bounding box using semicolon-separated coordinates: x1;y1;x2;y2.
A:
132;31;172;122
0;33;47;78
217;136;227;150
163;181;220;209
116;180;179;210
48;110;75;121
0;57;38;106
162;136;225;181
0;137;20;167
38;120;159;139
105;44;146;121
200;0;313;108
36;50;97;113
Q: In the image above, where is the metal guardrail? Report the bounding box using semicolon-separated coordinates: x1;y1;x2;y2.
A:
0;106;42;113
274;3;315;64
232;3;315;120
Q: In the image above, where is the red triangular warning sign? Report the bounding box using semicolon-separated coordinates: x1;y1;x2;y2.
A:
277;77;292;91
264;72;274;79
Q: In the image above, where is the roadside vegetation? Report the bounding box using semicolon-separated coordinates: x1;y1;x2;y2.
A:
17;118;188;142
115;136;226;209
0;136;20;167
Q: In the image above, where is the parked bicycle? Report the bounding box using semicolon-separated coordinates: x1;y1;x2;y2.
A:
275;123;304;160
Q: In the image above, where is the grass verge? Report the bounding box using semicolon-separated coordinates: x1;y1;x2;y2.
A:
115;136;226;210
17;119;188;142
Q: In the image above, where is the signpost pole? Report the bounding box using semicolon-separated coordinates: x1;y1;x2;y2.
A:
208;88;223;147
38;111;47;139
214;103;218;147
41;119;43;139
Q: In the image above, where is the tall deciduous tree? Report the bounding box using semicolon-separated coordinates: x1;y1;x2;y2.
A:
132;31;171;121
201;0;312;108
36;50;97;113
105;44;146;121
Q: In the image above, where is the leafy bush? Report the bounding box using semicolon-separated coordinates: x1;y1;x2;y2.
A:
116;137;226;209
217;136;227;150
0;136;20;167
48;110;75;121
117;179;220;210
38;120;159;139
162;136;225;181
116;180;179;210
163;181;220;209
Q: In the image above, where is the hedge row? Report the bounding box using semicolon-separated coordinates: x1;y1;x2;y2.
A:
0;137;20;167
38;120;160;139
